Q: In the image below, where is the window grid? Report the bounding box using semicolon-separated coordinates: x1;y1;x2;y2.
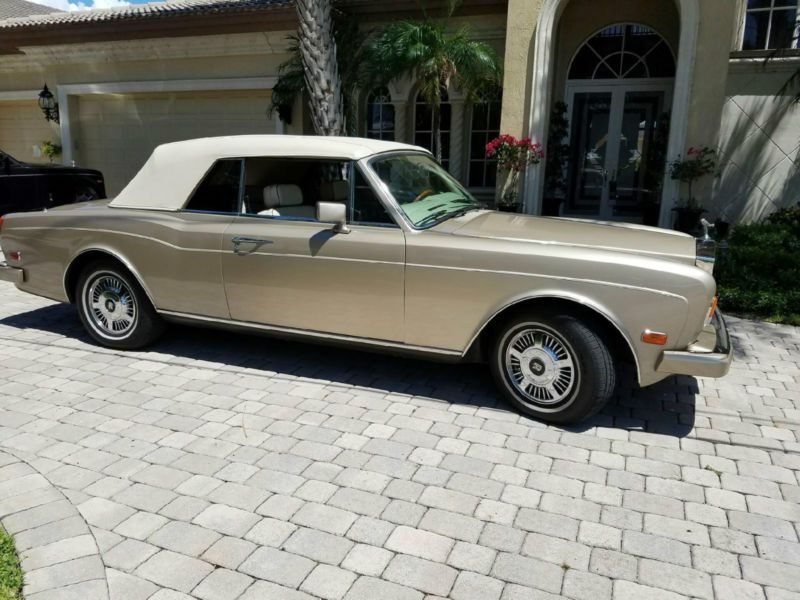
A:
414;91;451;171
365;88;396;141
742;0;800;50
467;102;501;188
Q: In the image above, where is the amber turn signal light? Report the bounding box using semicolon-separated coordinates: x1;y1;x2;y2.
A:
642;330;668;345
707;296;718;323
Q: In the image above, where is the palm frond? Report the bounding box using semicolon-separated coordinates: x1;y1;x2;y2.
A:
269;35;305;123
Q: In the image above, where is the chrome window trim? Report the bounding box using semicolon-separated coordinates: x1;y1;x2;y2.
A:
180;157;244;215
363;150;481;232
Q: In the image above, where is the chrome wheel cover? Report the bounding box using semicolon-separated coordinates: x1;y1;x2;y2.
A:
85;274;137;338
505;326;577;406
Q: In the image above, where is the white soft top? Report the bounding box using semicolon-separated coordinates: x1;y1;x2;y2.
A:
110;135;427;210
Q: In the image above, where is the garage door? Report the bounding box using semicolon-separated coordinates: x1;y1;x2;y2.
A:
77;90;277;196
0;100;58;165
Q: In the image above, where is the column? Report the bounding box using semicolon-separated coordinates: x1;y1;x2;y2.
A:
448;99;466;182
391;100;408;143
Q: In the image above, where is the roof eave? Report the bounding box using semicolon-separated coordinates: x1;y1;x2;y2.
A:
0;0;506;53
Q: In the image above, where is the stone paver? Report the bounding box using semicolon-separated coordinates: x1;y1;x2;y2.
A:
0;277;798;599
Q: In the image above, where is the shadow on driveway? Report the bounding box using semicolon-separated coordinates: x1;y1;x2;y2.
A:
0;303;697;437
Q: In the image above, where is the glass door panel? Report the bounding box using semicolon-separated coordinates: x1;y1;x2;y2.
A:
609;91;669;223
565;92;612;216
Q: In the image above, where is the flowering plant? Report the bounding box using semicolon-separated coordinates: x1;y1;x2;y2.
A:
668;145;716;209
486;134;545;206
486;134;545;172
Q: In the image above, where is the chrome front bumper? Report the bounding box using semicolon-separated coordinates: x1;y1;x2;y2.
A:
0;261;24;284
656;311;732;378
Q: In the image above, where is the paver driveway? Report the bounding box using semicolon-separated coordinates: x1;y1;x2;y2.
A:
0;278;798;600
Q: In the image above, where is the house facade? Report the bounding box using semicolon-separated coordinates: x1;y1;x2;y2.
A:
0;0;797;227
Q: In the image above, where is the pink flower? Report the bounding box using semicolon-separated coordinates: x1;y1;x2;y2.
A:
687;147;698;156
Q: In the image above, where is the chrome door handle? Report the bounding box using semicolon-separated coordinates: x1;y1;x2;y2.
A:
232;236;273;253
232;236;272;245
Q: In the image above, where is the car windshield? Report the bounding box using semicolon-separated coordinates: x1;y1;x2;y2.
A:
368;153;481;228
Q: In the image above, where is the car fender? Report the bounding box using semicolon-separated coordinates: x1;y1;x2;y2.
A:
63;244;158;307
464;288;643;382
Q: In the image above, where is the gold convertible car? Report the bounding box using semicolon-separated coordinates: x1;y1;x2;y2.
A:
0;136;731;423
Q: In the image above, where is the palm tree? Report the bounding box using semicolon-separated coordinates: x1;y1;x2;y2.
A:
294;0;344;135
271;14;368;135
361;7;502;162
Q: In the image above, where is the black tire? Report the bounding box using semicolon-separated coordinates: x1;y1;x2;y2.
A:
490;310;616;424
75;259;165;349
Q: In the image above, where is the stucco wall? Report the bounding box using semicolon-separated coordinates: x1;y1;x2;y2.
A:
677;0;737;216
499;0;542;138
712;61;800;223
0;101;59;164
0;33;293;91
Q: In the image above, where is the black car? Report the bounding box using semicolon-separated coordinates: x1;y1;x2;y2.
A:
0;149;105;216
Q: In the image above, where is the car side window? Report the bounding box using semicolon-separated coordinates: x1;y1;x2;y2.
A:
240;157;397;228
184;159;242;213
352;166;396;227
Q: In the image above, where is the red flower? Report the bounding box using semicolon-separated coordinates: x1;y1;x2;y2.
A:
687;147;698;156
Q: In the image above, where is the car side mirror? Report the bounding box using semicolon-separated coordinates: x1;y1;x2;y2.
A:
317;201;350;234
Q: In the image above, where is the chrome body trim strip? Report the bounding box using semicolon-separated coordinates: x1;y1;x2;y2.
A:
158;309;463;357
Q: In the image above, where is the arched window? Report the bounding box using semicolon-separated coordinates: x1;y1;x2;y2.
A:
569;24;675;80
468;101;501;188
414;90;451;170
365;88;395;140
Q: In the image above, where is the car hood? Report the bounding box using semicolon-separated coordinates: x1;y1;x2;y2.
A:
445;211;697;264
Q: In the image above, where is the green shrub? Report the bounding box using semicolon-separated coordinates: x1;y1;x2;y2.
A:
0;529;22;600
715;206;800;324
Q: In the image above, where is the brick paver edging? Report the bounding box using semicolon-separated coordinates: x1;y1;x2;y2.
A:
0;449;109;600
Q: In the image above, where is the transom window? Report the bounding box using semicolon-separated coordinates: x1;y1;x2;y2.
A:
468;101;501;188
569;24;676;80
365;88;396;140
414;90;451;170
742;1;799;50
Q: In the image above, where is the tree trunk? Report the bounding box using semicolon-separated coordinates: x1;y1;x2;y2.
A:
432;102;442;163
295;0;344;136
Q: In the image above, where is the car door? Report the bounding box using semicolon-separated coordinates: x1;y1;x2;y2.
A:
137;158;241;319
220;159;406;343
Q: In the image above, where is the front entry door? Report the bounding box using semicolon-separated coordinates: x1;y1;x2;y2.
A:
564;82;672;222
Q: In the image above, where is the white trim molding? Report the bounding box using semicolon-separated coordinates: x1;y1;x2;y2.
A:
0;90;41;101
55;77;279;164
523;0;700;228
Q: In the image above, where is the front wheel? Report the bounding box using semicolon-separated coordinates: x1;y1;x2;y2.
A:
490;311;616;424
76;260;165;349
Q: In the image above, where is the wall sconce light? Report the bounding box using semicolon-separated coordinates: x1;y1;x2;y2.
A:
38;84;59;123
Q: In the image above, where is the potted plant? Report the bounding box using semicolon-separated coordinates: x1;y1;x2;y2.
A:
40;140;62;163
668;145;716;234
486;134;545;212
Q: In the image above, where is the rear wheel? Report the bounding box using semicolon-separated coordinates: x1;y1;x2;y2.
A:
490;310;616;424
76;260;165;349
